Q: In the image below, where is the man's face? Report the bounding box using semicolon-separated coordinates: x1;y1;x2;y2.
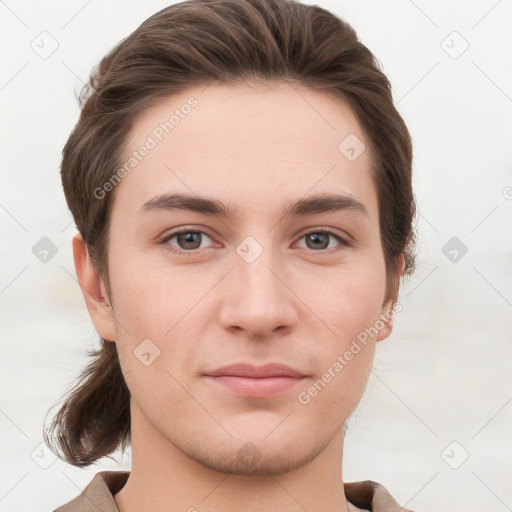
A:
95;82;397;474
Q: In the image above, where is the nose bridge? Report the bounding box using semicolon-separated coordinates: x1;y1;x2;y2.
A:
219;236;297;336
239;250;282;303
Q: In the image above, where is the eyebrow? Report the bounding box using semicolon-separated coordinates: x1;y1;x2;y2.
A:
138;192;369;219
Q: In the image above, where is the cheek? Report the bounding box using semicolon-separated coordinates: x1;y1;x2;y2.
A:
296;322;376;421
106;255;210;377
107;261;201;415
299;255;386;334
291;260;384;410
107;253;197;334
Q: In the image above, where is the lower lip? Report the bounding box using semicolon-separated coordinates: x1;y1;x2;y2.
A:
206;375;304;397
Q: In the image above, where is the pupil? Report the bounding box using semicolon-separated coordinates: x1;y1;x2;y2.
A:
307;233;328;250
179;232;201;249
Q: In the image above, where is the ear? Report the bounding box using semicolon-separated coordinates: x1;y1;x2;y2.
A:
376;253;405;342
72;231;116;342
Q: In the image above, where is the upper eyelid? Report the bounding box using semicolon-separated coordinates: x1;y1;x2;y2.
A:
160;227;215;242
295;226;348;239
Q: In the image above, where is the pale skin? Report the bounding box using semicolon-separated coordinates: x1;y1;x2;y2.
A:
74;81;404;512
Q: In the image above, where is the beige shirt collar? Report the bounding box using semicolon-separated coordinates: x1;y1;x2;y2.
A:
54;470;415;512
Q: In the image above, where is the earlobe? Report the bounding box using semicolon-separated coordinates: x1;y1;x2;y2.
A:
72;232;116;341
376;253;405;342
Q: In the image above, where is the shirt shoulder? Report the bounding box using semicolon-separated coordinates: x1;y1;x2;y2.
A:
53;471;129;512
344;479;416;512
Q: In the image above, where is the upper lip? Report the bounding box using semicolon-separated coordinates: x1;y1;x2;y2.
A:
205;363;305;378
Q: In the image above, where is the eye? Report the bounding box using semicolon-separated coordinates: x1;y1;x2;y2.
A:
159;227;351;256
160;229;216;254
295;229;350;252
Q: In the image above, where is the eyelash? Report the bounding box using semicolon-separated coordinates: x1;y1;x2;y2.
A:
159;228;351;256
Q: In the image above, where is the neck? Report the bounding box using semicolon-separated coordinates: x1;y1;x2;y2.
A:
115;405;351;512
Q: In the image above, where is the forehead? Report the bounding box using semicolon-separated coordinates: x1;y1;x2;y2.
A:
113;81;378;221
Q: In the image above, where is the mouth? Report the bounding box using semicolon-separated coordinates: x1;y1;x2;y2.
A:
204;363;307;398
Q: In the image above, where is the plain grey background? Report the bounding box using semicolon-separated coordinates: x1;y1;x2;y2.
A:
1;1;511;511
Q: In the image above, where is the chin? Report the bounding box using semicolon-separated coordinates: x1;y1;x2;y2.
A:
192;443;318;476
178;426;326;477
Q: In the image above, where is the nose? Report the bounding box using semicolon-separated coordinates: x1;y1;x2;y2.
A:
218;244;299;339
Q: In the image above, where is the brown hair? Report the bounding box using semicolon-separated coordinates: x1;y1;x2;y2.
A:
44;0;416;467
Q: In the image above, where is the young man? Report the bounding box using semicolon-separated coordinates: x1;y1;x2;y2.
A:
47;1;417;511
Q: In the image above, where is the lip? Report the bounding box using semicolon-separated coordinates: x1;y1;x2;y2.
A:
206;363;305;378
204;363;306;398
